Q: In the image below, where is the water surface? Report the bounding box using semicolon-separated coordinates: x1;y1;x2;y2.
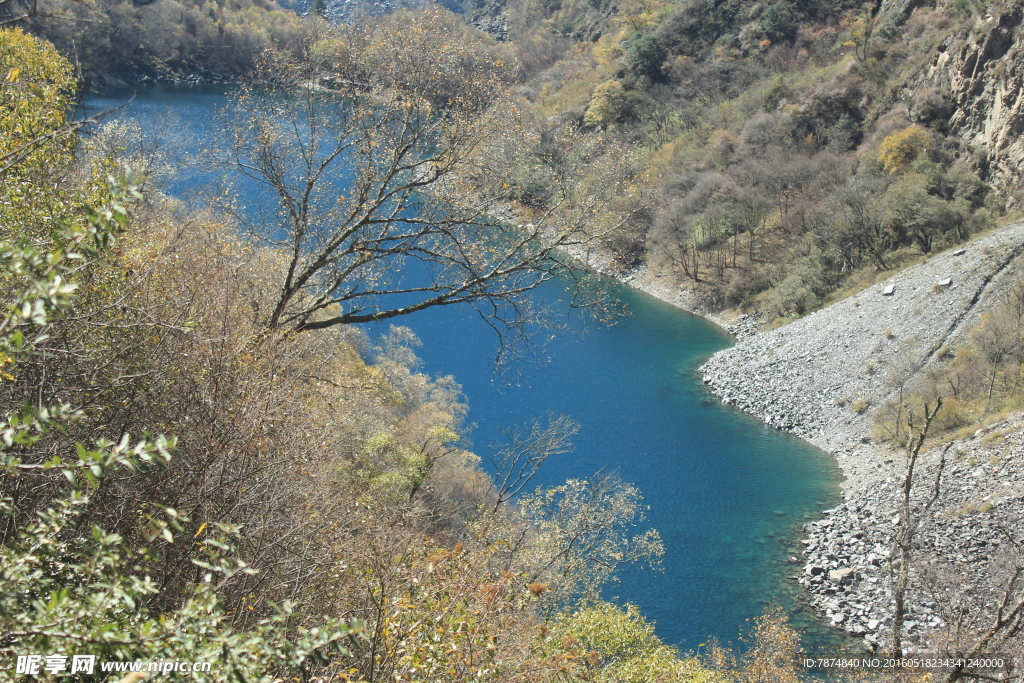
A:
84;86;847;651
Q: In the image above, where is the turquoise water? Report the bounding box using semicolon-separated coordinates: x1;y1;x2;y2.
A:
408;279;846;650
84;86;846;652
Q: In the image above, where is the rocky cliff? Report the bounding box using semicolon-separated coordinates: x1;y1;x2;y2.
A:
907;1;1024;198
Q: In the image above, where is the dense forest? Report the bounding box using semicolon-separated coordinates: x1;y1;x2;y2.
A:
3;0;1024;676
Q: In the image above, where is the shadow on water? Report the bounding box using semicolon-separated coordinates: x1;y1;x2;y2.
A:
85;85;858;655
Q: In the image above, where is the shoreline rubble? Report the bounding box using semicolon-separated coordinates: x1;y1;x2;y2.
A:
590;223;1024;651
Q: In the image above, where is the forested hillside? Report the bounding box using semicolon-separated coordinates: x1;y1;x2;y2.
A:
495;0;1017;323
487;0;1024;437
0;0;307;81
0;16;821;683
4;0;1024;674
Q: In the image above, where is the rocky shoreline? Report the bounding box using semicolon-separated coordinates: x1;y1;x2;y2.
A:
597;223;1024;653
796;423;1024;652
698;223;1024;652
86;70;235;91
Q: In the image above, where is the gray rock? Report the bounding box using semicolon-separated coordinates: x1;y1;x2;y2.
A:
829;568;856;584
692;223;1024;645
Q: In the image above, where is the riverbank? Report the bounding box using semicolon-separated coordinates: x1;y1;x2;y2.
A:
85;70;236;91
697;222;1024;652
589;223;1024;652
564;241;751;338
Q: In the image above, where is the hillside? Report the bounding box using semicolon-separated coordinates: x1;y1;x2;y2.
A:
483;0;1024;335
702;223;1024;448
5;0;1024;670
516;0;1024;658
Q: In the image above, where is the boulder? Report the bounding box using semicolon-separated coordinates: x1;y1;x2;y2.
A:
829;567;856;584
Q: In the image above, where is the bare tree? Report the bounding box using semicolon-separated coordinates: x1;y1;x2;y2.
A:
220;14;643;347
518;471;664;609
936;525;1024;683
489;413;578;511
887;400;1024;680
890;397;946;657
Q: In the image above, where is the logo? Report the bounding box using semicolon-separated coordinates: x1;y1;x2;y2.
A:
16;655;96;675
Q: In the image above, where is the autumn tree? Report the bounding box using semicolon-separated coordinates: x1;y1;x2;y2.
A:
584;79;627;129
879;125;932;174
0;28;367;680
705;606;802;683
543;602;722;683
517;472;664;610
222;9;642;350
490;412;579;511
840;4;876;63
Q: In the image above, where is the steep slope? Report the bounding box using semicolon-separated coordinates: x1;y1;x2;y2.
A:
702;222;1024;452
908;3;1024;197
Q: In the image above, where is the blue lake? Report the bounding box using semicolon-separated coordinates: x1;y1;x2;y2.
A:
84;85;847;652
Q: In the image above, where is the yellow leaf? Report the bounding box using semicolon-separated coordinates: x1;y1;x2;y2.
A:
6;68;19;82
194;522;207;538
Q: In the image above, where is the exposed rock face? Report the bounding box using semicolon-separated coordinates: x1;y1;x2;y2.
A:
471;14;509;41
700;223;1024;652
908;4;1024;196
322;0;403;25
